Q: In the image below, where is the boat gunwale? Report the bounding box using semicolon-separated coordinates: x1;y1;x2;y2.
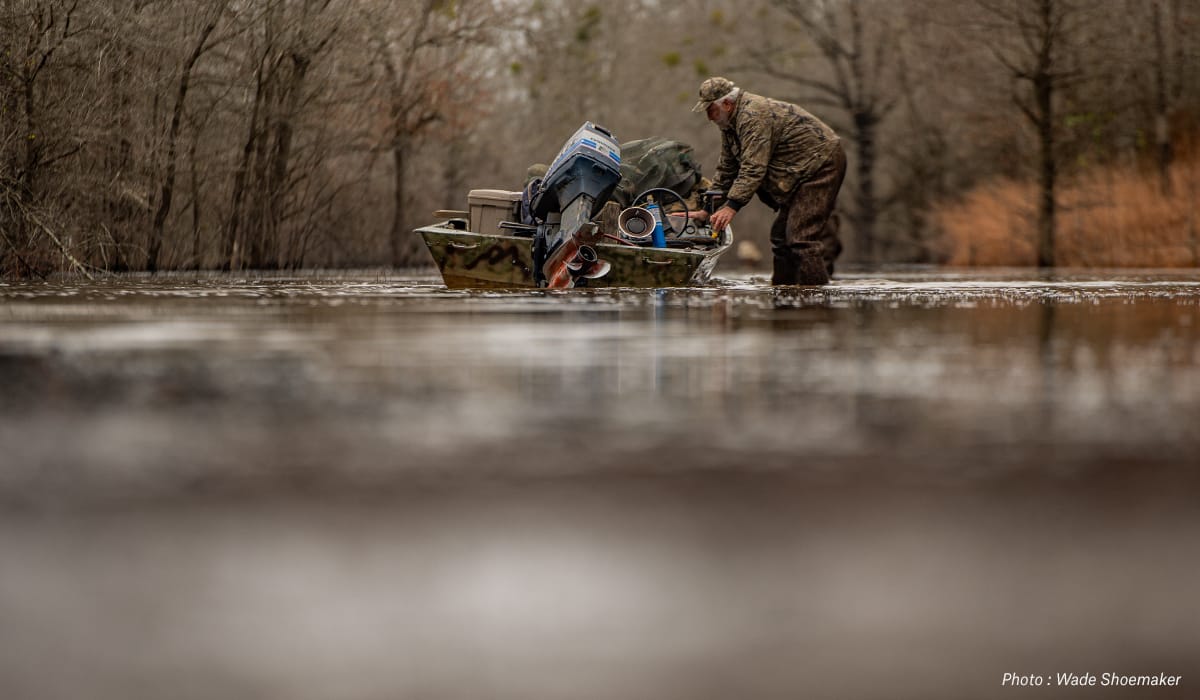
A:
414;224;732;259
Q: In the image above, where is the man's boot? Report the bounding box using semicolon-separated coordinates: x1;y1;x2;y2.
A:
774;244;830;285
773;252;829;285
819;214;842;276
771;253;798;285
794;249;830;285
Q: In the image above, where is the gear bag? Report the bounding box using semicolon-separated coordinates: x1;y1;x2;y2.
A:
611;138;702;208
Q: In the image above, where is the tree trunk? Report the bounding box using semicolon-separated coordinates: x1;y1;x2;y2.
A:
149;13;220;273
225;58;266;271
1171;0;1184;104
391;141;410;266
853;111;877;263
444;137;465;211
1036;71;1055;268
1034;0;1056;269
247;67;276;269
104;32;134;272
1152;0;1172;196
21;61;40;199
1189;148;1198;266
268;53;309;269
189;130;203;269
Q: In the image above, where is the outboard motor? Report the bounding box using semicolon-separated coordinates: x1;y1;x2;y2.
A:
530;122;622;288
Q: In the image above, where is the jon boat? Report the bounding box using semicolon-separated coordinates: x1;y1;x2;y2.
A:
416;122;732;290
416;212;731;290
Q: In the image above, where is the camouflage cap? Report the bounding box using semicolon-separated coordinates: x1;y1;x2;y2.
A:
692;76;738;112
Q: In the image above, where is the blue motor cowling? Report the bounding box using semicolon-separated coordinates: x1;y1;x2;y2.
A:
531;122;622;220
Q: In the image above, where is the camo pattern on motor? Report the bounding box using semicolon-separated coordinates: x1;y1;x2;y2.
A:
713;91;839;211
418;227;726;289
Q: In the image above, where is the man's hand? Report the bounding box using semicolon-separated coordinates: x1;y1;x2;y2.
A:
710;205;737;232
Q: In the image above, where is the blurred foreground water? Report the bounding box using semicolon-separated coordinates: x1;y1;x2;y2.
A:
1;269;1198;699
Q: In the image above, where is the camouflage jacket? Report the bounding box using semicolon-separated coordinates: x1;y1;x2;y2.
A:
713;92;839;211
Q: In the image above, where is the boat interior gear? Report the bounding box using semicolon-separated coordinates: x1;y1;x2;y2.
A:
632;187;693;236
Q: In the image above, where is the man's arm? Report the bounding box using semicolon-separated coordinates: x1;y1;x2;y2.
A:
724;118;770;211
713;133;738;194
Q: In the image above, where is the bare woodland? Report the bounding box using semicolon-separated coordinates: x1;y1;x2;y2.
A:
1;0;1198;278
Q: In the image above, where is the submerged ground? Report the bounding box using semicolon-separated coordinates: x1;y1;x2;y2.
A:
1;269;1197;699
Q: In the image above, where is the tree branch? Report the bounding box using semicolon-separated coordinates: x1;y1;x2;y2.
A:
10;196;96;279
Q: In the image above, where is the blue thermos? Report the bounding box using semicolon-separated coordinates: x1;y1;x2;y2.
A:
645;200;666;248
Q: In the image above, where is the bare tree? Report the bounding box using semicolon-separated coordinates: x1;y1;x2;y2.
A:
369;0;497;266
220;0;341;270
756;0;899;263
966;0;1098;268
1150;0;1170;193
0;0;91;276
148;0;225;273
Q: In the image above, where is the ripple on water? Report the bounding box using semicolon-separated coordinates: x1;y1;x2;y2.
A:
0;268;1198;497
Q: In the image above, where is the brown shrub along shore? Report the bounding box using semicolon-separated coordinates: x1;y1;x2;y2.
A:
937;151;1200;268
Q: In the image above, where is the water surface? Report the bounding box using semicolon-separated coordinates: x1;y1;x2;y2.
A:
1;270;1197;699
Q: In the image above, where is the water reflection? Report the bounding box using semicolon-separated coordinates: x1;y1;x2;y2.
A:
1;270;1198;699
2;271;1199;483
1;272;1198;485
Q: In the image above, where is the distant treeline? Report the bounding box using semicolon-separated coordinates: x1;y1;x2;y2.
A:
2;0;1199;278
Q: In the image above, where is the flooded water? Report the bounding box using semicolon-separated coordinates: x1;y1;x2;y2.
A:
1;269;1198;699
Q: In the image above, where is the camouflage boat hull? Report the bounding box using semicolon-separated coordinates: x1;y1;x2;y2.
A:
417;224;730;289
